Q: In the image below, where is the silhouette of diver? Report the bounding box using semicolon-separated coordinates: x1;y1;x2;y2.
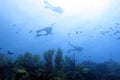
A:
36;23;55;37
44;0;63;14
67;42;84;53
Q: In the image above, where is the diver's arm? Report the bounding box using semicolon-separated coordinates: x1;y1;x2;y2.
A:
50;22;55;28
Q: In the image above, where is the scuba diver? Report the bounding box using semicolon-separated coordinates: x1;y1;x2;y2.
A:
67;42;84;53
36;23;55;37
44;0;63;14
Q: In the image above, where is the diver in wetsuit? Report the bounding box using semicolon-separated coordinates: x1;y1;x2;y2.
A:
44;0;63;14
67;42;84;53
36;23;55;37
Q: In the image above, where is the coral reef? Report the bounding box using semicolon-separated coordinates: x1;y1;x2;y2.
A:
15;52;40;72
12;68;29;80
54;48;63;72
64;56;76;72
44;49;54;73
0;48;120;80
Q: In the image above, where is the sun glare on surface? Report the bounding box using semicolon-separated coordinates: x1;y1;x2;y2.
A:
48;0;111;17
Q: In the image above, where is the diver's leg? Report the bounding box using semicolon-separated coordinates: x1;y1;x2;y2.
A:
36;28;46;33
36;33;48;37
50;22;55;27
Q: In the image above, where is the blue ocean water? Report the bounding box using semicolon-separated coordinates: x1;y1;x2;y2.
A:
0;0;120;63
1;1;120;80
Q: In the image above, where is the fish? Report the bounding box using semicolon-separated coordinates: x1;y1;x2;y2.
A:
117;37;120;40
109;27;112;29
90;36;93;38
106;31;109;33
100;31;105;35
113;31;120;35
29;30;33;33
75;31;78;34
79;31;82;33
88;56;91;58
116;23;120;25
67;33;70;35
16;32;18;34
7;51;14;54
13;24;16;26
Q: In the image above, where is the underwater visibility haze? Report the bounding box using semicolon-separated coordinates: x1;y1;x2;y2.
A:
0;0;120;80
